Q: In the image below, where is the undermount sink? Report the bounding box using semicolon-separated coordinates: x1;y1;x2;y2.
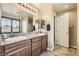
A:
35;33;46;36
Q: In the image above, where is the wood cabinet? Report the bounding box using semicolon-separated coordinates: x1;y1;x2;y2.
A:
9;45;31;56
32;48;41;56
0;35;48;56
5;40;31;56
41;35;48;52
0;46;5;56
32;37;41;56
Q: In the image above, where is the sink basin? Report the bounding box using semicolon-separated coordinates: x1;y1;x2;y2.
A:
35;33;46;36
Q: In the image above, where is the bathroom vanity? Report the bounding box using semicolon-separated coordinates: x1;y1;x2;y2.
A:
0;33;48;56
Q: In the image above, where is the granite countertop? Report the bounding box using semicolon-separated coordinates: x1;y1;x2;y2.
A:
0;33;47;46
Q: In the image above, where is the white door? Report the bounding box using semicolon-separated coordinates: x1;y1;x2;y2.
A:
55;13;69;48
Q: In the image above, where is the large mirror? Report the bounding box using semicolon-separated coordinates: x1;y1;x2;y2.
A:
1;17;11;33
12;20;20;33
34;18;45;32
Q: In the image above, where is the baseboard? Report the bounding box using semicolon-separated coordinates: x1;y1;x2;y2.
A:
70;45;77;49
47;48;54;51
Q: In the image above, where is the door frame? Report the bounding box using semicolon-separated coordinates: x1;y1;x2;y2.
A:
54;16;56;49
54;13;69;48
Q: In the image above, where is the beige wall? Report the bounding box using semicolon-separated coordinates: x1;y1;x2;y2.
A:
33;4;56;50
22;17;28;33
77;3;79;55
69;9;77;48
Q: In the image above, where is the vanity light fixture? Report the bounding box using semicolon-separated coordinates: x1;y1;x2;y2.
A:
18;3;37;13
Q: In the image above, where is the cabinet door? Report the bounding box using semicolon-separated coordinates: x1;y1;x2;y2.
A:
32;37;42;56
41;36;48;52
5;40;31;56
25;46;31;56
32;40;41;52
7;45;31;56
0;46;5;56
0;47;2;55
19;46;31;56
19;49;26;56
32;48;41;56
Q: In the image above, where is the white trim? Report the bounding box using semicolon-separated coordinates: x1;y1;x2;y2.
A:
47;48;54;51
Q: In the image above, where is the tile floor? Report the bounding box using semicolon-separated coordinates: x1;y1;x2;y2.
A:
41;45;77;56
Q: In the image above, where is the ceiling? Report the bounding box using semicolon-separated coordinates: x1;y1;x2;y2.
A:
53;3;77;13
32;3;77;14
1;3;77;17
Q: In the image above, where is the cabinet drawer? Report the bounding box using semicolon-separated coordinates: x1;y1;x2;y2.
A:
32;40;41;52
32;48;41;56
5;40;31;54
0;46;5;56
32;37;41;43
5;40;31;50
5;45;31;56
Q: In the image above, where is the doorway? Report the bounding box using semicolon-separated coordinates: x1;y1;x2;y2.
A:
54;13;69;50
